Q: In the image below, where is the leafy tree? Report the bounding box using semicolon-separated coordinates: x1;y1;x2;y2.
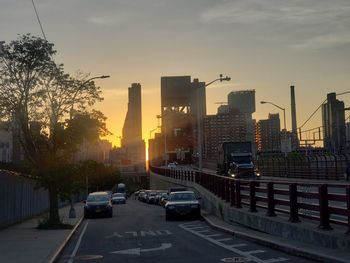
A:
0;34;107;225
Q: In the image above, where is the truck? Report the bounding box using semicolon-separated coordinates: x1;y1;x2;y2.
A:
116;183;127;199
217;141;259;179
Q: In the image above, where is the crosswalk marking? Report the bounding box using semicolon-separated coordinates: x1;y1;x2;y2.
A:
216;238;233;242
265;258;289;263
179;223;290;263
246;250;265;254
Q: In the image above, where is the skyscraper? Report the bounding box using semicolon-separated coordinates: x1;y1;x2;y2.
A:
322;92;346;152
256;114;281;152
122;83;142;145
121;83;145;172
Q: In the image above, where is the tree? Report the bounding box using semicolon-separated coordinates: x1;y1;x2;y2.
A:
0;34;107;225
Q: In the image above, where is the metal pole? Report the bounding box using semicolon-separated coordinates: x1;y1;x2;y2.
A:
197;87;202;171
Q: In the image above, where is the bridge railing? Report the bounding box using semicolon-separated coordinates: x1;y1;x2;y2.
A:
150;165;350;234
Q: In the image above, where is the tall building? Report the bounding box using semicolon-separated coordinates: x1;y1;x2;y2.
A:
120;83;146;172
322;92;346;152
203;90;256;159
149;76;205;163
256;114;281;152
203;112;250;159
122;83;142;145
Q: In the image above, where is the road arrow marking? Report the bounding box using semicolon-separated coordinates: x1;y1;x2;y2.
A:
110;243;172;256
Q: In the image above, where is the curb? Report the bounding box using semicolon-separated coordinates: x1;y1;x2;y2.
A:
201;213;348;263
47;217;84;263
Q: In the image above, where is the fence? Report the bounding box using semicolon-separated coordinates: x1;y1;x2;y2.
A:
150;166;350;234
0;170;49;229
256;153;350;180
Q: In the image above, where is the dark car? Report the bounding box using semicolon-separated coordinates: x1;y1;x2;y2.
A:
84;192;113;218
146;191;157;204
165;191;201;220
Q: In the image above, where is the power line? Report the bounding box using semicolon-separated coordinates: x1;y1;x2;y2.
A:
31;0;47;40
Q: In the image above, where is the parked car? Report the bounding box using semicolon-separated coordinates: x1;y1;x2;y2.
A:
159;192;169;206
146;191;157;204
167;162;177;169
112;193;126;204
138;191;146;201
168;187;187;194
165;191;201;220
84;192;113;218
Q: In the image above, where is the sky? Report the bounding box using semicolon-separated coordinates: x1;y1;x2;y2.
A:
1;0;350;146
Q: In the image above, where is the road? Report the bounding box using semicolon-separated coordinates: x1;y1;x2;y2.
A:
58;199;316;263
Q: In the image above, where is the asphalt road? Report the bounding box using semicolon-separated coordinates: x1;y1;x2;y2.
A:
58;199;316;263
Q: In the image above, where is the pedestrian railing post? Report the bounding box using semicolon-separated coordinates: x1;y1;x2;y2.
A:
266;182;276;217
249;181;257;212
225;178;230;203
230;180;236;206
235;180;242;208
318;184;332;230
288;183;300;223
346;186;350;234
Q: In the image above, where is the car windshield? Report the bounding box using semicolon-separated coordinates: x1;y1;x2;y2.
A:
87;195;109;202
113;193;124;197
232;155;252;164
170;192;196;201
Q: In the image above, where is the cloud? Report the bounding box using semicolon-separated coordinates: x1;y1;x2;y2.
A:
87;15;125;26
292;32;350;49
200;0;350;49
201;0;350;26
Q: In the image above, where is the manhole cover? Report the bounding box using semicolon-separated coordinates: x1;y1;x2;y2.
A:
221;257;250;262
74;255;103;261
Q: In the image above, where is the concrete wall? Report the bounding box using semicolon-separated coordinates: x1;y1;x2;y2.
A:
150;171;350;252
0;170;49;229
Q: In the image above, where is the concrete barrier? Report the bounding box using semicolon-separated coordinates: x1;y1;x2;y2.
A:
150;170;350;252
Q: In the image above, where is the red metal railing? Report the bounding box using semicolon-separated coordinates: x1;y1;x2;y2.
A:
150;165;350;234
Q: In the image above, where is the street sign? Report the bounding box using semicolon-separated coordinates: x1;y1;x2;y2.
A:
281;137;292;153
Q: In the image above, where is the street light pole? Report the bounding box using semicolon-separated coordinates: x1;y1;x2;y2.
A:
69;74;110;219
197;74;231;171
260;101;286;131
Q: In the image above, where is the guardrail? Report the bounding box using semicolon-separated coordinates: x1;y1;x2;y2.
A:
150;166;350;234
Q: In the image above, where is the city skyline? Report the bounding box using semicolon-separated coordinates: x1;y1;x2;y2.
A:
1;0;350;146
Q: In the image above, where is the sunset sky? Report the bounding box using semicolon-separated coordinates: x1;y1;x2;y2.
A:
1;0;350;146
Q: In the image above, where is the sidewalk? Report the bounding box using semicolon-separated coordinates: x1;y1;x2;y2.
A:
201;210;350;263
0;202;84;263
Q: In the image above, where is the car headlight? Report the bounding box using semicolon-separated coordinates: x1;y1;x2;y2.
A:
256;172;260;177
190;204;199;209
230;173;236;178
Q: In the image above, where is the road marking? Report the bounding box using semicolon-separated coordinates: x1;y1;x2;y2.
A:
106;230;172;238
246;250;265;255
265;258;289;263
206;234;223;238
110;243;172;256
67;220;89;263
216;238;233;242
229;243;247;248
179;223;290;263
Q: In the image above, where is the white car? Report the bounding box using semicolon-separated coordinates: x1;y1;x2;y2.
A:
112;193;126;204
167;162;177;169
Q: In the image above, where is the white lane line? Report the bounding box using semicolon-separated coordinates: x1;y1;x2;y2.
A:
229;243;247;248
265;258;289;263
179;223;274;263
196;230;212;234
185;226;208;230
67;220;89;263
216;238;233;242
246;250;265;255
206;234;223;238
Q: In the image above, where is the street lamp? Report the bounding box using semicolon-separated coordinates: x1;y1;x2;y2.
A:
69;74;110;219
197;74;231;171
260;101;286;131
